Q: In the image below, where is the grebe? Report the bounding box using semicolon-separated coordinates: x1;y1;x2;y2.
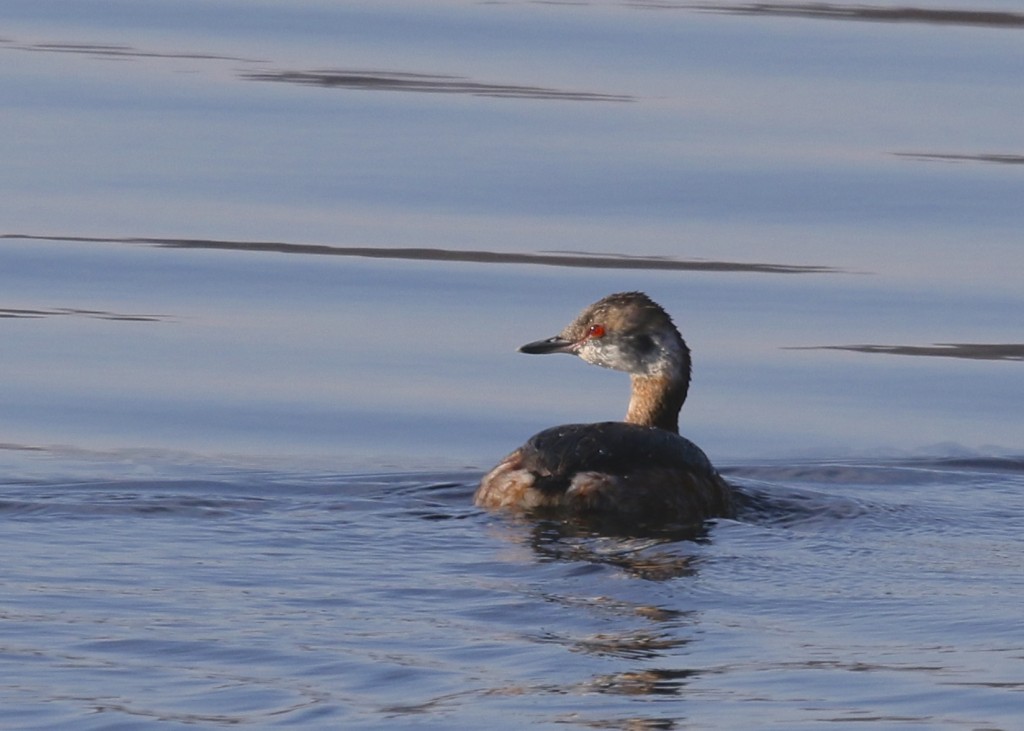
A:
475;292;733;525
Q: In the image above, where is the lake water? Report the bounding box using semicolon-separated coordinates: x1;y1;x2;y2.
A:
1;1;1022;728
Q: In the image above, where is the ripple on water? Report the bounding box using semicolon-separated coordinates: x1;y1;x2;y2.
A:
2;455;1022;729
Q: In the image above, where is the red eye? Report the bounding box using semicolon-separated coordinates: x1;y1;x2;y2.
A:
588;324;606;339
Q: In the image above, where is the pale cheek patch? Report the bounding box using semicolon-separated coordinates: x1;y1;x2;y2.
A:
579;341;643;373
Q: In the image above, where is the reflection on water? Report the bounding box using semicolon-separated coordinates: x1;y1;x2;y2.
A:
546;630;692;661
790;342;1024;361
524;519;704;579
584;667;697;697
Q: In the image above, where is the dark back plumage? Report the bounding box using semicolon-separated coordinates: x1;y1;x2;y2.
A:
519;421;715;491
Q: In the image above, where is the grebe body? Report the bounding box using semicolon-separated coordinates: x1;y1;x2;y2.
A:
475;292;733;525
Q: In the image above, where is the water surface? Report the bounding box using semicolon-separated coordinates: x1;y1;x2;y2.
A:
1;1;1022;728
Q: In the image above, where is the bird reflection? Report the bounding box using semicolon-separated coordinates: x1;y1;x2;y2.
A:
524;517;705;581
534;627;691;661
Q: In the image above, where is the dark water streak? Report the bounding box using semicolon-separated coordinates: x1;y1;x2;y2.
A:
894;152;1024;166
2;234;840;275
0;307;168;322
790;343;1024;361
240;69;635;102
686;3;1024;29
0;38;265;63
0;37;631;103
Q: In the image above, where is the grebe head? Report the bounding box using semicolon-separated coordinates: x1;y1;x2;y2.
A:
518;292;692;432
519;291;690;380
